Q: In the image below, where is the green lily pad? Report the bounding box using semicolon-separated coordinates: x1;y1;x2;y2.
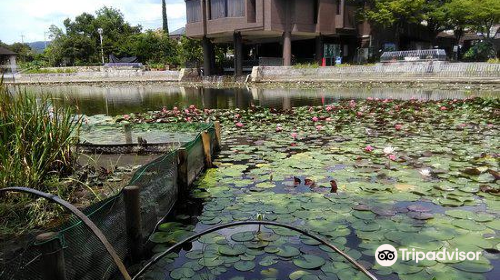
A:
293;255;326;269
234;260;255;271
170;267;195;279
231;231;255;242
277;245;301;258
219;244;247;256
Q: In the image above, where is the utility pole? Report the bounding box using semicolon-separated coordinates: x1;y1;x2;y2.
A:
97;28;105;64
21;34;25;43
44;32;49;49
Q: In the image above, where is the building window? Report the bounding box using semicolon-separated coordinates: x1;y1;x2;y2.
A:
248;0;256;22
228;0;245;17
186;0;201;23
211;0;244;19
337;0;342;15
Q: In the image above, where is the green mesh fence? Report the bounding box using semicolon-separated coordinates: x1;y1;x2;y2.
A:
1;123;216;280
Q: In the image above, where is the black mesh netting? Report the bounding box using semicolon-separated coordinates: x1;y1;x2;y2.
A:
0;123;216;280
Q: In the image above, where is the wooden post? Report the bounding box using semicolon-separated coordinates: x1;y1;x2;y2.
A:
214;121;222;151
123;186;143;262
201;131;213;168
35;232;67;280
178;148;188;192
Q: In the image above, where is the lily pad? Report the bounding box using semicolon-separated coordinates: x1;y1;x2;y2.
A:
293;255;326;269
234;260;255;272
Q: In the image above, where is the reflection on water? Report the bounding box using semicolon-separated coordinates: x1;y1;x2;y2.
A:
14;84;499;116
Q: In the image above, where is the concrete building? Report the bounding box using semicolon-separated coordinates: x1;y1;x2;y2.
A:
0;46;17;74
184;0;367;75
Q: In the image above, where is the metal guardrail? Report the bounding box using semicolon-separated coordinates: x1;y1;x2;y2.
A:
380;49;447;63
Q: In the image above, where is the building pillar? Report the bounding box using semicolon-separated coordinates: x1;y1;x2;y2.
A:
234;32;243;76
202;36;213;76
283;31;292;66
315;35;324;65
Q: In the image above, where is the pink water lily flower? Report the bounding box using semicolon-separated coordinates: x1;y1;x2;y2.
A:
276;125;283;132
325;117;332;122
123;114;130;120
189;105;196;110
357;111;363;117
326;106;334;111
236;122;244;128
316;125;323;130
388;154;397;161
173;106;178;111
184;109;190;114
395;124;403;130
365;145;374;152
291;132;298;139
440;106;447;111
312;117;319;122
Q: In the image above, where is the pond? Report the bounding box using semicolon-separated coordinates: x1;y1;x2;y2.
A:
127;97;499;280
14;84;500;116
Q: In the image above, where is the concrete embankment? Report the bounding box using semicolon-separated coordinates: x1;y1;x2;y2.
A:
251;62;500;84
7;69;182;84
5;62;500;85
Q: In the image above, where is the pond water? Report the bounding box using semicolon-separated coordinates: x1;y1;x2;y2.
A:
132;98;499;280
14;84;500;116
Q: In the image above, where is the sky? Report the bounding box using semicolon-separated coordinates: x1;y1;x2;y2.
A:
0;0;187;44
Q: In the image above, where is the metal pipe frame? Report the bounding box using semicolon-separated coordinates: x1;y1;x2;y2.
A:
133;220;378;280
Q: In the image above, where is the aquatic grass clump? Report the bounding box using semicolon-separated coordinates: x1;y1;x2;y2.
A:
0;81;81;189
0;79;82;234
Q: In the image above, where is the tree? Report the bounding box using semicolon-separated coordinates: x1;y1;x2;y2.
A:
45;7;142;66
121;30;179;65
359;0;426;50
442;0;473;59
422;0;451;46
178;36;203;67
162;0;169;35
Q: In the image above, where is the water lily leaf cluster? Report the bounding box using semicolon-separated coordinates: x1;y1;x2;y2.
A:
139;97;499;280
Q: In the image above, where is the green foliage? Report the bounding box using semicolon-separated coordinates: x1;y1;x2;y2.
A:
0;80;82;234
0;81;81;189
120;30;179;66
463;41;497;62
178;36;203;67
41;6;201;67
361;0;426;28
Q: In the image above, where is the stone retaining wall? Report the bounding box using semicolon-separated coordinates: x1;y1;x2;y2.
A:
10;70;181;84
251;62;500;83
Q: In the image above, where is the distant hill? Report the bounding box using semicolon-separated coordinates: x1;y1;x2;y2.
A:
28;41;50;53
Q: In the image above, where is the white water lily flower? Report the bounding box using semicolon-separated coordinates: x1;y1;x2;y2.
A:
383;146;395;155
419;168;431;177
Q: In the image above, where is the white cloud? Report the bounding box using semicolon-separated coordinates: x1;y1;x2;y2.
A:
0;0;186;44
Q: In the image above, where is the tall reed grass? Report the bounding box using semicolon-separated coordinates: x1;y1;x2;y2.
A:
0;78;81;234
0;80;81;188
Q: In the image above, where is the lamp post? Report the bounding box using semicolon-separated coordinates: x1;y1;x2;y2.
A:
97;28;105;64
